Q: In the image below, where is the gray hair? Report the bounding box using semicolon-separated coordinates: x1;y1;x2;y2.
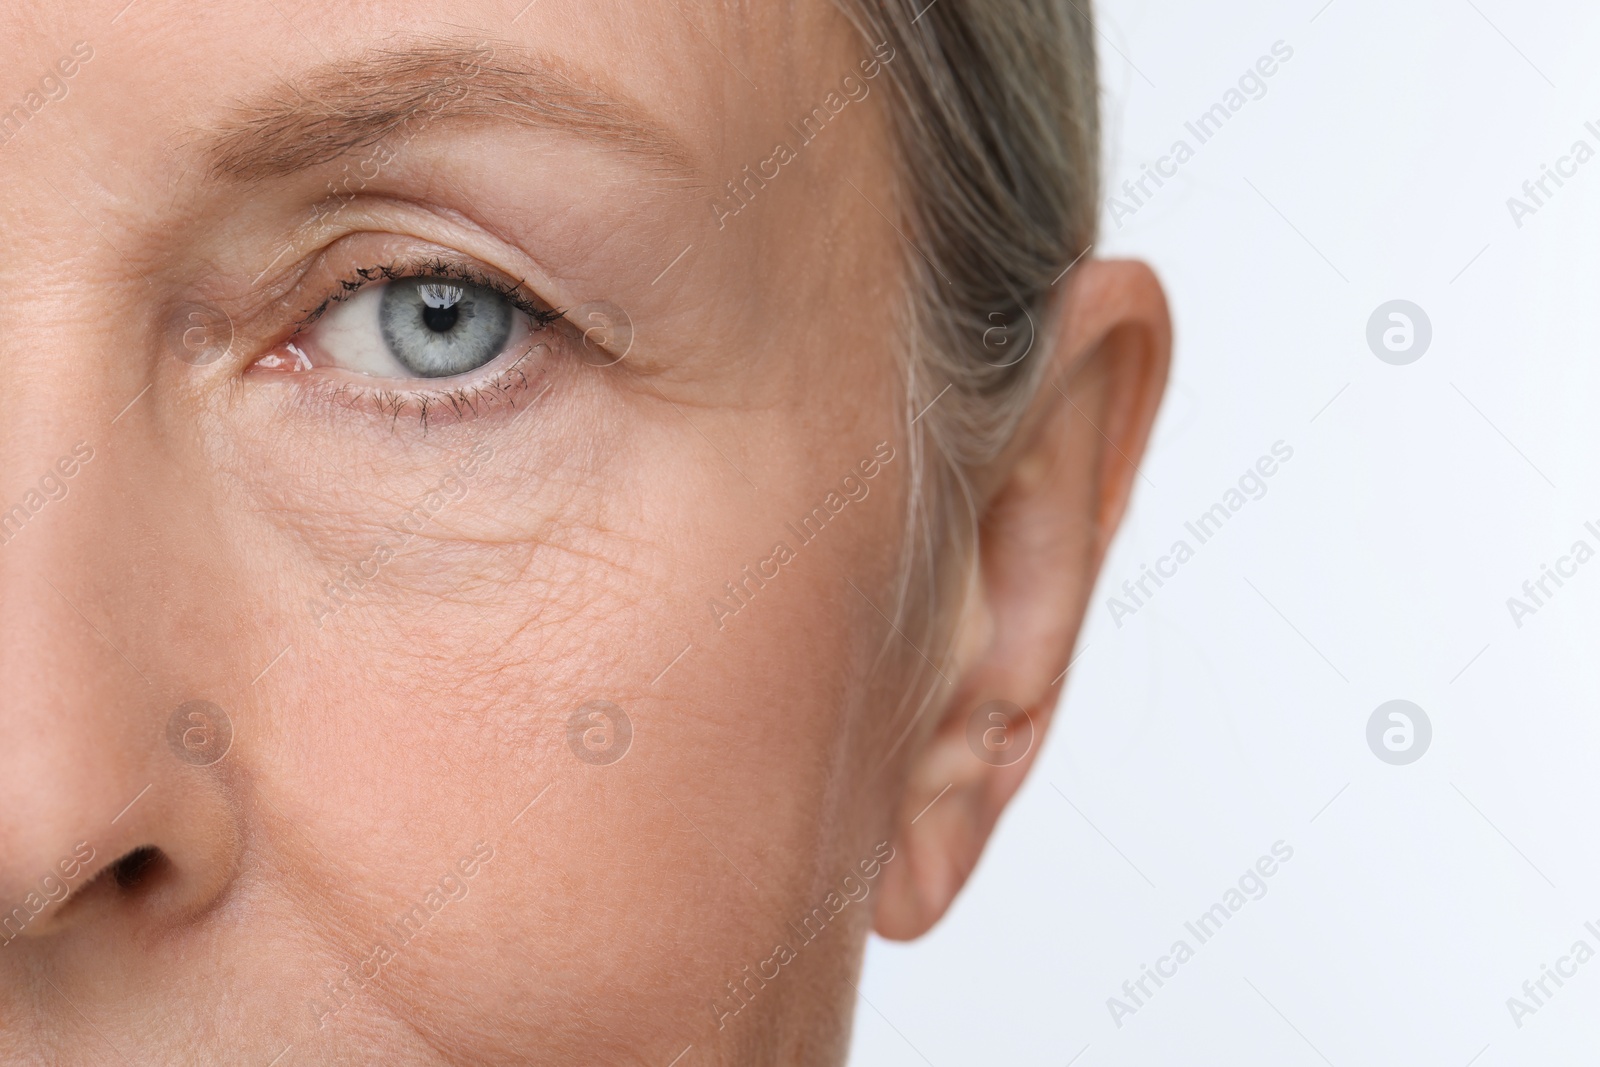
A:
839;0;1101;657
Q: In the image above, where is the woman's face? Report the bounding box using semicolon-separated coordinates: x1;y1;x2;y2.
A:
0;2;1168;1063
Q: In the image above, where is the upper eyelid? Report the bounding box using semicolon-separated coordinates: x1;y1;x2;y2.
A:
295;258;565;333
256;195;574;331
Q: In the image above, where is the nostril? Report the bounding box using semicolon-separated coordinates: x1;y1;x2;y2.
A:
33;846;176;932
111;846;165;892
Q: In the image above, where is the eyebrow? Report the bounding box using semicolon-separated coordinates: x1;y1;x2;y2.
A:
202;39;694;181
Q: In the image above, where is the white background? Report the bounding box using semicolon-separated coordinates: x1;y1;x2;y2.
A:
850;1;1600;1063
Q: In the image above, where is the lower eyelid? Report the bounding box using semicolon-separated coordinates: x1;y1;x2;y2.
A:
266;339;555;428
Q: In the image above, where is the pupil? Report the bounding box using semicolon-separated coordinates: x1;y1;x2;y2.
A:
422;303;460;332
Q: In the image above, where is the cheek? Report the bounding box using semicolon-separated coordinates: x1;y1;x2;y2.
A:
527;547;893;1047
213;279;908;1053
305;437;905;1049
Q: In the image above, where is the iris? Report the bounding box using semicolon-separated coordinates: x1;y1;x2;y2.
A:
378;276;514;378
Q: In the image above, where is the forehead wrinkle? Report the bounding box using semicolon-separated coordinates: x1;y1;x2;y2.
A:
199;37;697;182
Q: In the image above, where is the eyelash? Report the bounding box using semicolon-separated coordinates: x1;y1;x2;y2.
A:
285;257;568;428
296;257;565;332
301;348;547;429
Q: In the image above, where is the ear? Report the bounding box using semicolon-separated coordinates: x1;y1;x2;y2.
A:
873;259;1171;940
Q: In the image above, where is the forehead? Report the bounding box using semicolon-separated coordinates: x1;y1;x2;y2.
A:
0;0;855;181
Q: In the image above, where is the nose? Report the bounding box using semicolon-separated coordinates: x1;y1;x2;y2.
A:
0;406;247;946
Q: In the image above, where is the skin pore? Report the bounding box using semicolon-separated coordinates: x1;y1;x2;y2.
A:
0;2;1169;1065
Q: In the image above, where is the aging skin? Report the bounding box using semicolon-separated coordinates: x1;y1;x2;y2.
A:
0;2;1168;1064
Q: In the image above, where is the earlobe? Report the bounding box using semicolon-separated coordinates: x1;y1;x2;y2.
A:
872;259;1171;941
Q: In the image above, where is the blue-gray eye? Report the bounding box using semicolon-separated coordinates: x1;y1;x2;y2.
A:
377;276;515;378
